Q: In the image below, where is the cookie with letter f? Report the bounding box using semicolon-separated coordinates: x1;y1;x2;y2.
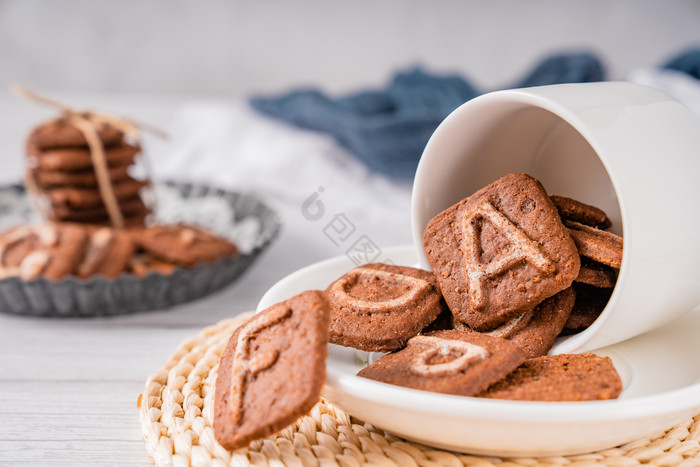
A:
423;173;580;331
214;290;330;450
357;330;526;396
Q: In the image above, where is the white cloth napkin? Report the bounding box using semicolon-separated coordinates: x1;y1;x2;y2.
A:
150;101;413;226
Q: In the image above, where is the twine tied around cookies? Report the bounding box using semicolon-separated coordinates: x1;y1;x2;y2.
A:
11;84;167;229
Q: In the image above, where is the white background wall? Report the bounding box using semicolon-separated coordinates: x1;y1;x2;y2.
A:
2;0;700;97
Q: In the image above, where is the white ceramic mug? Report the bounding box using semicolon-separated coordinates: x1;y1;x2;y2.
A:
412;81;700;354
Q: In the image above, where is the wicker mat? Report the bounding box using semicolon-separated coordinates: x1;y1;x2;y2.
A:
139;312;700;467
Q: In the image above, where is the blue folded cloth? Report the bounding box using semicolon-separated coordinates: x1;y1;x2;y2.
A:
250;51;605;180
663;47;700;80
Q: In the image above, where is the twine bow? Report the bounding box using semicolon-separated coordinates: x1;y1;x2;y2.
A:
11;84;166;229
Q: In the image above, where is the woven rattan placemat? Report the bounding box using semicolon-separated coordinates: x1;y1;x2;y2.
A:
139;312;700;466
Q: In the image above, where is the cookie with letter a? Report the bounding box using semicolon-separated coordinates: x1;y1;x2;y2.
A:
214;290;330;450
423;173;580;331
357;330;526;396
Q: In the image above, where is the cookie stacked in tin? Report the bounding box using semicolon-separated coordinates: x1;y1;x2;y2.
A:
25;118;150;227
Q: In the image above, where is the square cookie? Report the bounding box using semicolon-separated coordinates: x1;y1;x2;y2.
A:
423;173;580;331
214;290;330;450
357;330;526;396
479;353;622;401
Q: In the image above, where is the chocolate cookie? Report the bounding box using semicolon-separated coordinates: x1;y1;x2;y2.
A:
479;353;622;401
565;220;623;269
357;330;526;396
326;263;446;351
135;225;237;266
127;254;177;277
0;223;88;280
50;196;149;223
550;195;612;229
91;211;149;228
575;258;617;288
423;173;580;331
214;290;330;450
45;178;148;209
27;143;140;172
455;287;576;358
28;118;125;150
563;283;613;333
77;227;134;279
420;308;454;333
34;164;132;188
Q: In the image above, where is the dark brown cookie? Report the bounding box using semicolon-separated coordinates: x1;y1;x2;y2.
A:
550;195;612;229
90;211;149;228
326;263;446;352
34;164;132;188
454;287;576;358
0;223;88;280
127;253;178;277
135;225;237;266
27;143;140;172
49;196;149;223
76;227;134;279
357;330;526;396
563;283;613;333
489;287;575;358
420;308;454;333
423;173;580;331
214;290;330;450
575;258;617;288
45;178;148;209
566;220;623;269
27;118;125;150
478;353;622;401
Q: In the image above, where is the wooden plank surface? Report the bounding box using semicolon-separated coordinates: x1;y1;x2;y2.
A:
0;192;413;465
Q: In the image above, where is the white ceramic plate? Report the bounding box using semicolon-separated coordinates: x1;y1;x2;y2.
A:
257;245;700;457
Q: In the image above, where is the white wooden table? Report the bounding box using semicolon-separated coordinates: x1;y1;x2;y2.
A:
0;93;414;465
0;199;413;466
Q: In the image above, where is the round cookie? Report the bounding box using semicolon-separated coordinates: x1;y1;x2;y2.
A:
27;143;140;172
551;195;612;229
49;196;149;223
565;220;623;269
128;254;178;277
34;164;132;188
91;211;149;228
0;223;88;280
77;227;135;279
135;224;237;266
45;178;148;210
326;263;446;352
27;118;125;150
357;330;527;397
478;353;623;401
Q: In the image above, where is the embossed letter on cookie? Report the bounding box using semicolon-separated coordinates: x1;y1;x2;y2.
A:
357;330;526;396
214;290;330;450
326;263;446;352
423;173;580;331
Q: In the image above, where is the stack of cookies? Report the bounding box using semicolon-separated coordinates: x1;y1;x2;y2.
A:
25;118;150;226
212;173;625;451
